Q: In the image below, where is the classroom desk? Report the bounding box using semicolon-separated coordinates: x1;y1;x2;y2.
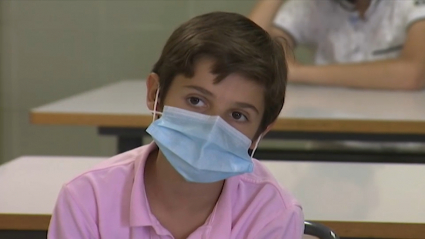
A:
1;156;425;239
30;80;425;162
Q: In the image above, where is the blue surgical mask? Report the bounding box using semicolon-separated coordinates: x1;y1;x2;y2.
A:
146;97;259;183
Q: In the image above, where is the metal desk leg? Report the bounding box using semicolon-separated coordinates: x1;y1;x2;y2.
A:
98;127;145;154
117;135;142;153
258;131;425;163
254;149;425;163
98;127;425;162
0;230;47;239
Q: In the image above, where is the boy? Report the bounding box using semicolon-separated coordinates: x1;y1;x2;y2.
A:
47;12;304;239
250;0;425;90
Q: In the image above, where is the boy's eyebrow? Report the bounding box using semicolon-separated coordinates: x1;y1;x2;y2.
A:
184;85;215;97
235;102;260;115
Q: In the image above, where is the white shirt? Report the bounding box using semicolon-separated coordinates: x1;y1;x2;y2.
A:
273;0;425;65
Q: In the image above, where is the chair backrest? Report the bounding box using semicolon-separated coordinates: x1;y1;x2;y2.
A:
304;221;340;239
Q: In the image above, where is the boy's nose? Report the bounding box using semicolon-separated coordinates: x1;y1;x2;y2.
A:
206;107;226;119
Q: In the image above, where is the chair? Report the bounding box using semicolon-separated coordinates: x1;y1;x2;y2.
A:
304;221;340;239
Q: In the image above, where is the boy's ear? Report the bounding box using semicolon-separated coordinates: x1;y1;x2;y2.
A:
262;122;275;136
250;121;276;148
146;73;160;111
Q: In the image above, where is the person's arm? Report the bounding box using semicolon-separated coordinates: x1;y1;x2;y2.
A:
290;20;425;90
48;185;99;239
249;0;295;48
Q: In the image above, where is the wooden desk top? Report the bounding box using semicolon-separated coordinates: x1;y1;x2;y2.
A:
1;156;425;238
31;80;425;134
0;156;103;231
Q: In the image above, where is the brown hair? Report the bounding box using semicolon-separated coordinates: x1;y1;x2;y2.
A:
152;12;287;138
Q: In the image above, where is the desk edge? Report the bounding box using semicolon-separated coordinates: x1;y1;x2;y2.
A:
31;111;425;134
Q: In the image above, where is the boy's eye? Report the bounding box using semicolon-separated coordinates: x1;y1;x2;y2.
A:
231;112;248;122
187;97;205;107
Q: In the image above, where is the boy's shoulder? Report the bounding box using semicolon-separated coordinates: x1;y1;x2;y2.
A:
62;144;154;193
234;159;300;210
221;159;302;235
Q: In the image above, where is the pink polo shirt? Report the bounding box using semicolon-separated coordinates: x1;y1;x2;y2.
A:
48;142;304;239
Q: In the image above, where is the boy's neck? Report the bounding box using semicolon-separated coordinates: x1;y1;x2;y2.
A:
144;149;224;213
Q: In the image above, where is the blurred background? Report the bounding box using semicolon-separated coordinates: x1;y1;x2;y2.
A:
0;0;314;164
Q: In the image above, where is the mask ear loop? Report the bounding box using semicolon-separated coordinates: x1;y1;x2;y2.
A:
152;88;160;121
250;134;262;158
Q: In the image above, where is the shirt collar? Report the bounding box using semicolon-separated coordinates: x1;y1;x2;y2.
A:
346;0;381;22
129;141;158;227
364;0;381;20
127;141;236;238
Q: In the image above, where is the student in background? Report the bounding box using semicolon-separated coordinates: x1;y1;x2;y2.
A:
47;12;304;239
250;0;425;90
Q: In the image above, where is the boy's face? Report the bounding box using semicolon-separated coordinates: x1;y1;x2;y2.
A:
147;57;265;142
